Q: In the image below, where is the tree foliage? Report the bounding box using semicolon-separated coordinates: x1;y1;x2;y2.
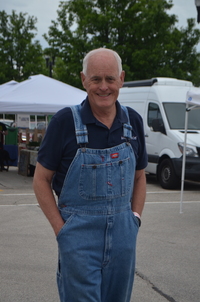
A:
0;10;46;83
44;0;200;88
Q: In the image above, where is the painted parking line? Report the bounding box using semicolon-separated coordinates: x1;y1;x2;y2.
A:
0;204;39;206
147;191;180;194
145;200;200;204
0;193;35;196
0;201;199;207
0;191;180;196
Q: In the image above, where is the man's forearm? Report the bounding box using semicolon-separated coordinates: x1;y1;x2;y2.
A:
33;163;65;236
131;169;146;216
35;185;64;236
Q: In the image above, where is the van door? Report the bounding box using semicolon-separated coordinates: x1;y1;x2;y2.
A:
145;102;166;173
145;101;180;189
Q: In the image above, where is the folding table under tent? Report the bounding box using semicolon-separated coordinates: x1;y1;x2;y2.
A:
180;87;200;213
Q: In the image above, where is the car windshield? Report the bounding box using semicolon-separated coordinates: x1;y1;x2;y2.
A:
163;103;200;130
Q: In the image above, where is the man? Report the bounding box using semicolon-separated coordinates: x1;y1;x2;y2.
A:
33;48;148;302
0;122;7;145
0;122;8;171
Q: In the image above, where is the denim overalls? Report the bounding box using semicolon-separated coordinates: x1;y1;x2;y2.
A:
56;104;139;302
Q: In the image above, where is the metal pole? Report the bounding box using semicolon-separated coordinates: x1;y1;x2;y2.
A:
180;104;189;213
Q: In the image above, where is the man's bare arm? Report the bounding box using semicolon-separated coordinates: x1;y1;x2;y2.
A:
33;162;64;236
131;169;146;217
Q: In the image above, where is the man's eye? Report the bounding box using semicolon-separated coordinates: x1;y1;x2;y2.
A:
92;78;100;82
107;78;115;82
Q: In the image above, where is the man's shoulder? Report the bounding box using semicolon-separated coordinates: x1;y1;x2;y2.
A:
53;107;74;123
47;107;75;132
54;106;73;118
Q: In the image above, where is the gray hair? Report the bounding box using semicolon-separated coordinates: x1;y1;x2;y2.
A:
82;48;122;75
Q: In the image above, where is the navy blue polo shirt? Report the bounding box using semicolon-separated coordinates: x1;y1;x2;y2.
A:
37;97;147;196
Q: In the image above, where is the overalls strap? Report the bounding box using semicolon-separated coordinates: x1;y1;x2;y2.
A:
70;105;88;145
121;105;133;140
71;104;132;144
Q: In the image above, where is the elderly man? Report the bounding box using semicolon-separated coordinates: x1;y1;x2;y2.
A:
33;48;147;302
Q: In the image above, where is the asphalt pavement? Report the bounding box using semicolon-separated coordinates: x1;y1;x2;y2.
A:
0;167;200;302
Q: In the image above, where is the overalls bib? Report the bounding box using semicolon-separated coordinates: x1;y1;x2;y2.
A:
56;105;139;302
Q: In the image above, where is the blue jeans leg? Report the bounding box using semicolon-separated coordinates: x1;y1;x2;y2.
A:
56;210;139;302
101;210;138;302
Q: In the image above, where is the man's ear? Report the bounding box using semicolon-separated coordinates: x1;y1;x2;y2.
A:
120;71;125;88
80;72;86;89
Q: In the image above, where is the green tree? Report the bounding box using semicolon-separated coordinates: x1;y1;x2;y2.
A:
0;10;46;83
44;0;200;88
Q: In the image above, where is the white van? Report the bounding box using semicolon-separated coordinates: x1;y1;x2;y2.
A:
118;77;200;189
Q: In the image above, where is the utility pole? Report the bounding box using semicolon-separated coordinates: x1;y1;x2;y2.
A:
45;56;55;78
195;0;200;23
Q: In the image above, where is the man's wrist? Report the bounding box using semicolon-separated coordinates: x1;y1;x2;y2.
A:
133;211;141;227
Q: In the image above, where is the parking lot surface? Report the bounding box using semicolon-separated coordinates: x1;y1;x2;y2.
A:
0;168;200;302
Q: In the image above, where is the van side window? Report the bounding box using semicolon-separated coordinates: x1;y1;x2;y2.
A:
147;103;162;127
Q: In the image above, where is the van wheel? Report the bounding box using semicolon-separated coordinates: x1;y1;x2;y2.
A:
158;159;180;189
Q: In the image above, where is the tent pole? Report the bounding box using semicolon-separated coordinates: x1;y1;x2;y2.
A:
180;104;189;213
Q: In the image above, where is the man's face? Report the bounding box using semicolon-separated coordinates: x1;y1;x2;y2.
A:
81;52;125;112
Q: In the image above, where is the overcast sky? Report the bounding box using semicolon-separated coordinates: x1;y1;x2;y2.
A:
0;0;199;49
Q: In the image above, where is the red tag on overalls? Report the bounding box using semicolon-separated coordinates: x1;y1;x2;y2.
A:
110;153;119;159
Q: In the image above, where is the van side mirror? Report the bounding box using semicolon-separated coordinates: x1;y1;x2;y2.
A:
151;119;166;135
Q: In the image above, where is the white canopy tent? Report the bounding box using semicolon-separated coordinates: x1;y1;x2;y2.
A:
0;74;86;115
0;80;18;97
180;87;200;213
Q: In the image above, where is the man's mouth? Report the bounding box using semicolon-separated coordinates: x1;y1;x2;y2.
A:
97;93;110;97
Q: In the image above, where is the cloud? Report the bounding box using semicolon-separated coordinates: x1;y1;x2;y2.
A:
170;0;197;27
1;0;60;47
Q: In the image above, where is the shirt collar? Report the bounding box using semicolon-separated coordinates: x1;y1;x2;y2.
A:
81;97;128;125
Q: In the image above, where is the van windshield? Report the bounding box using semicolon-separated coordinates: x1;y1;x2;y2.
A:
163;103;200;130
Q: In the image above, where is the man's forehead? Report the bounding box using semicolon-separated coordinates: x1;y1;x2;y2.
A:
87;62;119;76
90;74;116;79
85;53;120;77
88;53;117;65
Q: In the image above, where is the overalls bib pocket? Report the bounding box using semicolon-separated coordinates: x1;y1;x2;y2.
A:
79;156;132;200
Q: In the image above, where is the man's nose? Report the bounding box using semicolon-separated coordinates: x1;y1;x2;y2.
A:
99;80;108;90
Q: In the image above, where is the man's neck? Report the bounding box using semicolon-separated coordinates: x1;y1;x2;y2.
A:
91;104;116;129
